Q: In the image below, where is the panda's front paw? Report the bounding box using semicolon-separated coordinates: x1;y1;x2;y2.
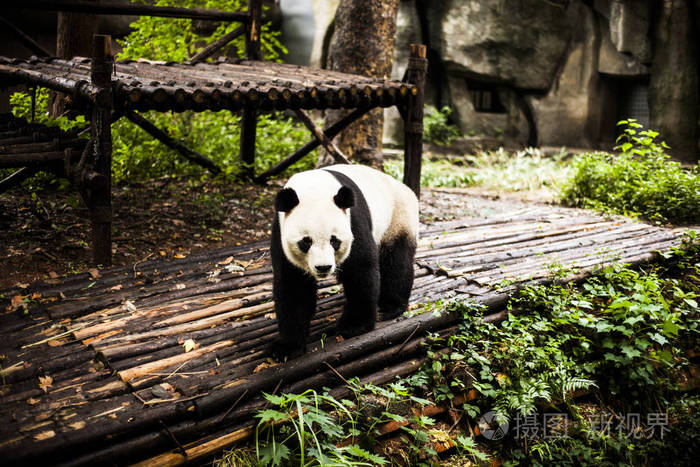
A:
377;307;405;321
336;322;374;339
269;340;306;362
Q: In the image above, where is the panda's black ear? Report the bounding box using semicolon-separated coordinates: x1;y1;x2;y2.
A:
275;188;299;212
334;186;354;209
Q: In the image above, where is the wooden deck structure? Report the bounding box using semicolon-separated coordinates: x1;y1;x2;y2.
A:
0;205;683;465
0;0;427;266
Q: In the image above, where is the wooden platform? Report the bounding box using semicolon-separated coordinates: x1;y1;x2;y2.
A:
0;206;682;465
0;56;414;114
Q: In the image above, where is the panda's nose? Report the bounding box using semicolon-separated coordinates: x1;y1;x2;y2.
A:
315;265;332;274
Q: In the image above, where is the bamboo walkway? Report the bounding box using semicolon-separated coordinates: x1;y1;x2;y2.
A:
0;205;683;465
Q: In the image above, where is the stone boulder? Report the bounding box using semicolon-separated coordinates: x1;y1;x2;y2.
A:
429;0;574;91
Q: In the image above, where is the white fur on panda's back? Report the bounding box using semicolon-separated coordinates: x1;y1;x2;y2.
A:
321;164;419;245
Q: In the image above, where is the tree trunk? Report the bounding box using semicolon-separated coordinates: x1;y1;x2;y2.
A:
49;6;98;117
648;0;699;164
318;0;399;168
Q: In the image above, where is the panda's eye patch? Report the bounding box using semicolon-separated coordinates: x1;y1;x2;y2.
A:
297;236;312;253
330;235;341;251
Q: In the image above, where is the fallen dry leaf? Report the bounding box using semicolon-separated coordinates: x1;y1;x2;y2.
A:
88;268;100;279
48;271;59;279
159;250;166;257
68;421;86;430
335;335;345;343
27;397;40;405
34;430;55;441
47;339;66;347
31;292;41;300
11;295;25;308
110;284;123;291
38;375;53;393
264;313;275;320
253;362;271;373
15;283;29;289
122;300;137;312
173;253;187;259
218;256;234;265
183;339;197;353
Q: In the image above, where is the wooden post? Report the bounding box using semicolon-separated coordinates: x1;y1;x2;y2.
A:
240;0;263;176
89;35;113;266
245;0;263;61
402;44;426;198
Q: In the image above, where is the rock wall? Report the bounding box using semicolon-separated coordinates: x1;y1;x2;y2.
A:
310;0;698;160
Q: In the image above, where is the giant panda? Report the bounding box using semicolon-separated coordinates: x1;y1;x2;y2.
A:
270;164;419;360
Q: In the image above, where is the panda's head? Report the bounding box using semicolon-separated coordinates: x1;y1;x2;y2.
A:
275;182;354;280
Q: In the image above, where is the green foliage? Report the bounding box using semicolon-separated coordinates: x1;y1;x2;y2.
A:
9;88;87;132
117;0;286;62
222;380;433;466
111;110;315;183
562;119;700;224
411;237;699;464
110;0;306;183
7;2;307;187
419;246;699;418
383;157;474;188
253;387;385;466
423;106;462;146
384;147;572;192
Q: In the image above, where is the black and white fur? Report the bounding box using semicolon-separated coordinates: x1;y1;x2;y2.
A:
270;164;419;360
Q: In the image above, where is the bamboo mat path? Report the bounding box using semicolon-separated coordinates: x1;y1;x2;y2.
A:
0;205;683;465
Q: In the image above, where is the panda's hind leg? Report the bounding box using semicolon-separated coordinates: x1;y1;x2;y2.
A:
378;232;416;321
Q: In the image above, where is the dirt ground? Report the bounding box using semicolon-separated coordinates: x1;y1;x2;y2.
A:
0;176;546;290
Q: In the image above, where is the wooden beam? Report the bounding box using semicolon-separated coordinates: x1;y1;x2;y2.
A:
402;44;427;198
125;110;221;175
186;25;246;65
254;106;372;182
7;0;250;22
293;109;350;164
0;15;52;57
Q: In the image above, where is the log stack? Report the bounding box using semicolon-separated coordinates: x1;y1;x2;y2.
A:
0;113;88;191
0;206;682;465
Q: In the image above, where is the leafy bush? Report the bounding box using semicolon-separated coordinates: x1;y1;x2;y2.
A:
423;106;462;146
112;111;316;183
249;382;431;466
412;236;699;464
9;88;87;132
562;120;700;224
117;0;285;62
419;244;699;419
